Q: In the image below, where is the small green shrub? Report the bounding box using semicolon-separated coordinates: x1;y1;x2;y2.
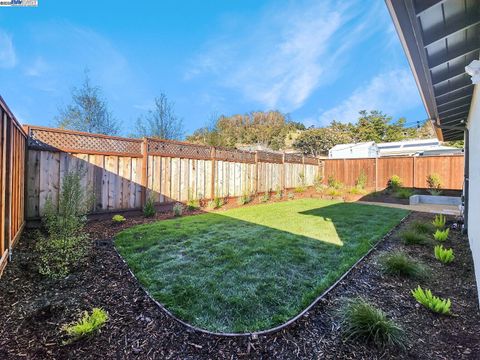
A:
434;245;454;264
379;251;427;278
112;214;126;223
432;214;446;229
274;188;283;200
287;192;295;200
327;175;343;189
410;220;435;234
433;228;449;242
426;173;442;195
401;230;429;245
388;175;402;192
338;298;406;349
143;196;156;218
313;174;324;189
64;308;108;342
173;203;183;216
186;199;200;211
394;188;413;199
37;170;91;279
355;169;367;190
327;188;343;197
294;186;307;193
260;192;270;203
411;286;451;315
348;187;366;195
207;197;224;210
237;193;252;206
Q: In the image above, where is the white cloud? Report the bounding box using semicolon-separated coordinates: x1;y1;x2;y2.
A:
24;56;49;77
0;30;16;68
185;0;383;112
318;69;421;124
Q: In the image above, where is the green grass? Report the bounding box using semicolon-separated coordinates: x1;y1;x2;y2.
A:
115;199;407;333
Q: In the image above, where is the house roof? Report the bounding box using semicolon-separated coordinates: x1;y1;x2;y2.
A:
329;142;376;152
377;138;439;148
385;0;480;141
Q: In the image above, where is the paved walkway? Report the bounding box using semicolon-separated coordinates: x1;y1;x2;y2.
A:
357;201;461;216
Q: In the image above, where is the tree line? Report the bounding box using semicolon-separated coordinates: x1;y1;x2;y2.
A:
56;72;436;156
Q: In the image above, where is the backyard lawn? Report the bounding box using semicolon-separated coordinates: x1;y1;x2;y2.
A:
115;199;408;333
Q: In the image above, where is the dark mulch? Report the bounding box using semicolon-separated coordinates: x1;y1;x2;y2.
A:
361;189;462;205
0;211;479;359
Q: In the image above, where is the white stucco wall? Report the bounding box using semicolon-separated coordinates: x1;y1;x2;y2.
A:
467;84;480;304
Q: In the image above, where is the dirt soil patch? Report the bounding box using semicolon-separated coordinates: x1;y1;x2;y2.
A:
0;211;478;359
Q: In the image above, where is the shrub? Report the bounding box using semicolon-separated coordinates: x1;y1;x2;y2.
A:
355;169;367;190
207;197;223;210
260;192;270;203
348;187;366;195
64;308;108;342
173;203;183;216
394;188;413;199
379;251;427;278
37;170;91;279
313;174;324;189
433;228;449;242
287;192;295;200
327;175;342;189
274;188;283;200
426;173;442;195
327;188;343;197
400;230;428;245
143;196;156;218
388;175;402;192
410;220;435;234
432;214;446;229
186;199;200;211
338;298;406;349
294;186;307;193
112;214;126;223
237;193;252;206
411;286;451;315
434;245;454;264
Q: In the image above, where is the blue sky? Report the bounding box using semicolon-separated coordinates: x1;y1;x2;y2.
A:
0;0;427;136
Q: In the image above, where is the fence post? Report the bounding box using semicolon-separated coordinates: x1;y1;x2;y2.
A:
210;147;216;200
140;138;148;207
374;157;379;191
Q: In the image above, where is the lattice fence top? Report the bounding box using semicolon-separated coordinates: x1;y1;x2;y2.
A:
214;148;256;163
28;127;142;156
284;153;303;164
304;156;319;165
257;151;283;163
147;138;212;160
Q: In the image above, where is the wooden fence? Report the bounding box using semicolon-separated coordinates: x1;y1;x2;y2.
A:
25;126;321;218
323;155;464;190
0;97;27;275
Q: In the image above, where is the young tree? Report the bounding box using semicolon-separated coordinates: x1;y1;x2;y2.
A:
135;93;184;140
56;71;119;135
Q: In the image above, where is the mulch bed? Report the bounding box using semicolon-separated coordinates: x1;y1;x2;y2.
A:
0;209;479;359
360;189;463;205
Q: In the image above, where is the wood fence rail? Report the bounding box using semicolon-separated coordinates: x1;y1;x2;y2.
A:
0;96;27;275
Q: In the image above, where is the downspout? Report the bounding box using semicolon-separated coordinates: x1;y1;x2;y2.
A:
463;128;469;233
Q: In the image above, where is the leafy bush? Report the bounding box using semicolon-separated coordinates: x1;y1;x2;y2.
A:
338;298;406;349
379;251;427;278
207;197;224;210
112;214;126;223
348;187;366;195
36;170;91;279
173;203;183;216
434;245;454;264
260;192;270;203
313;174;324;189
426;173;442;195
237;193;252;206
400;230;429;245
327;188;343;197
355;169;367;190
388;175;402;192
274;188;283;200
411;286;451;315
287;192;295;200
64;308;108;342
294;186;307;193
186;199;200;211
327;175;343;189
432;214;446;229
143;196;156;218
433;228;449;242
410;220;435;234
394;188;413;199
